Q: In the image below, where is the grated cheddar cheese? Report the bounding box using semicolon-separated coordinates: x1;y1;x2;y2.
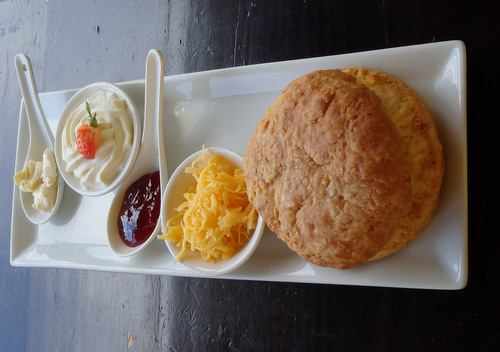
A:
159;149;258;263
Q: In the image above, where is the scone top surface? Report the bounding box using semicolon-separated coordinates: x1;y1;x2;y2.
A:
243;70;412;269
341;68;445;260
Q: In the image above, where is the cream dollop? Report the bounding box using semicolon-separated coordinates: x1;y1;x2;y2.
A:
61;90;134;191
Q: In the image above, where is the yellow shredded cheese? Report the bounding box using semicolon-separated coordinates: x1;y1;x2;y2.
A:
159;149;258;263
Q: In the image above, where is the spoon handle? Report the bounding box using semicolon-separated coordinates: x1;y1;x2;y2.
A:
14;54;54;147
144;49;167;191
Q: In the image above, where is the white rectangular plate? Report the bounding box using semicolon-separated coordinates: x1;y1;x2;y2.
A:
11;41;467;289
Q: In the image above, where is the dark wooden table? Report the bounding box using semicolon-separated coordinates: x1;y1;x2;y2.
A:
1;1;498;351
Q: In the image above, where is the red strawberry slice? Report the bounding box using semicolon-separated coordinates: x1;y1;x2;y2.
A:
76;102;99;159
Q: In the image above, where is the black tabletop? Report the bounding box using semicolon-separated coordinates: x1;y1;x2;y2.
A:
1;1;499;351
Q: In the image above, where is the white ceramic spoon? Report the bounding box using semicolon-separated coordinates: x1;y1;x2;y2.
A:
107;49;167;257
14;54;65;225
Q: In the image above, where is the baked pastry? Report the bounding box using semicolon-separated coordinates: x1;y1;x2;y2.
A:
243;68;444;269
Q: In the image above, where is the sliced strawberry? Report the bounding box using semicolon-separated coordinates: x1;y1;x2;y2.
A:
76;102;99;159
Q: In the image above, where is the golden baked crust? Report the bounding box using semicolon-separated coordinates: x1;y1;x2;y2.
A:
340;68;445;260
244;68;445;269
243;70;412;269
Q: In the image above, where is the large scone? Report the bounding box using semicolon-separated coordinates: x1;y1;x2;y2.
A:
243;69;444;269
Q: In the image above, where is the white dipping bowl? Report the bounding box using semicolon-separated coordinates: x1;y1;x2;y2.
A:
160;147;265;277
54;82;141;197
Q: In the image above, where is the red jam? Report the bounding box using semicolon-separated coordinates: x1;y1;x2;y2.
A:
118;170;161;247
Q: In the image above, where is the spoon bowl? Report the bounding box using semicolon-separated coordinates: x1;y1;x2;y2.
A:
14;54;65;225
107;49;167;257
